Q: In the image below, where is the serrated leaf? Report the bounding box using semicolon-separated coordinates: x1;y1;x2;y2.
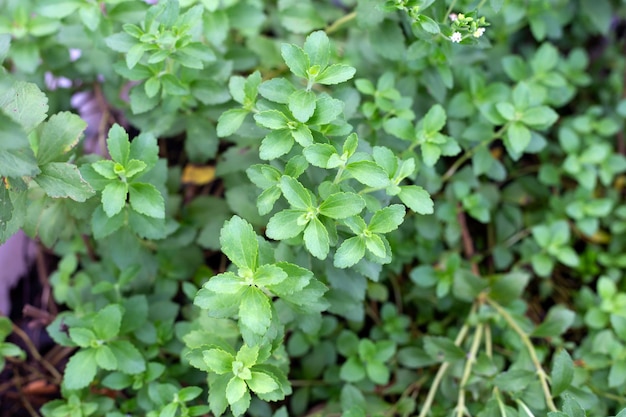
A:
281;44;309;79
36;112;86;165
304;217;329;259
217;108;249;137
398;185;433;214
0;81;49;134
254;110;290;130
346;161;390;187
226;376;247;405
95;345;118;370
303;30;330;69
303;143;337;168
248;371;280;394
63;349;98;389
316;64;356;85
109;340;145;374
34;162;95;202
266;209;306;240
93;304;123;340
334;236;366;268
106;124;131;165
0;113;40;177
288;90;316;123
220;215;258;271
423;104;446;134
368;204;405;234
203;348;234;374
128;182;164;219
319;193;364;219
239;287;272;334
101;181;128;217
280;176;313;209
260;130;294;160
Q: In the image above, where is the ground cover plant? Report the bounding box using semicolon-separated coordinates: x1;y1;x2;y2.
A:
1;0;626;416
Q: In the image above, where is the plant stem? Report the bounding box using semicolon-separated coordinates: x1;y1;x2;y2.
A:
417;303;477;417
484;297;558;412
443;0;458;23
456;323;484;417
326;11;357;34
12;324;62;382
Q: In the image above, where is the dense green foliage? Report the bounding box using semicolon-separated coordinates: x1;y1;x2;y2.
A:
2;0;626;416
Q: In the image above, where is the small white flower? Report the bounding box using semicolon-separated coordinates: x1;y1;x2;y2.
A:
450;32;462;43
473;27;486;38
449;13;458;22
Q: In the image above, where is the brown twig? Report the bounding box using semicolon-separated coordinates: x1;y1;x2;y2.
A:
11;324;62;382
34;244;56;317
456;203;479;276
13;368;40;417
22;305;54;327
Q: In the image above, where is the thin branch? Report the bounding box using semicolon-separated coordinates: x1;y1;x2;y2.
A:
325;11;357;34
484;297;557;412
11;324;62;382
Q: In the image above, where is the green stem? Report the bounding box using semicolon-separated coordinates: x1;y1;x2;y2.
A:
443;0;458;23
441;124;508;183
484;297;558;412
417;303;477;417
325;11;357;34
456;324;484;417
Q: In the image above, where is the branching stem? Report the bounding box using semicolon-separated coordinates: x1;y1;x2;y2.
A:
484;297;557;412
456;323;484;417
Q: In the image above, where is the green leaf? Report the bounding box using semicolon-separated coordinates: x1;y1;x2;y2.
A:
288;90;317;123
36;112;86;165
334;236;366;268
281;43;309;79
203;349;234;374
106;124;131;165
551;349;574;396
254;110;290;130
63;349;98;389
248;371;280;394
108;340;145;374
493;369;537;392
303;143;338;168
521;106;559;129
561;394;586;417
93;304;122;340
423;336;465;362
129;132;159;170
0;114;39;178
304;217;330;259
365;234;387;258
368;205;405;234
303;30;330;69
34;162;95;202
340;356;366;382
69;328;96;348
365;361;390;385
422;104;446;134
260;130;294;160
398;186;433;214
383;118;415;141
0;81;49;134
488;271;531;305
532;305;575;337
239;287;272;334
220;215;258;271
128;182;164;219
280;176;313;209
101;181;129;217
217;108;249;137
346;161;390;187
316;64;356;85
95;345;118;370
258;78;296;104
505;121;532;155
226;376;247;404
319;193;365;219
266;209;307;240
421;142;442;166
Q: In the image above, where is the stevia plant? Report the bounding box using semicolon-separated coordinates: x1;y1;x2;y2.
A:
2;0;626;416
